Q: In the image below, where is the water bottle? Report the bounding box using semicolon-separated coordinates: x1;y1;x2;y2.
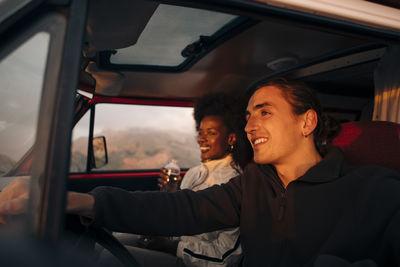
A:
163;159;181;183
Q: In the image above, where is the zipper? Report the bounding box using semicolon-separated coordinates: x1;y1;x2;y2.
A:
278;189;287;221
267;166;287;221
260;165;289;221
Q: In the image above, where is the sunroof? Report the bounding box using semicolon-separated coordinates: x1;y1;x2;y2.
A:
109;4;237;67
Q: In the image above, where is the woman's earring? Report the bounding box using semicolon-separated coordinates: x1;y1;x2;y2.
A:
230;144;234;151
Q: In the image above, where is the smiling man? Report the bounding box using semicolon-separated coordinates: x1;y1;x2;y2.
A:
1;79;400;267
245;84;323;187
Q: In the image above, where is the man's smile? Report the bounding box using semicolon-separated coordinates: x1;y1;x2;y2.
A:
251;137;268;147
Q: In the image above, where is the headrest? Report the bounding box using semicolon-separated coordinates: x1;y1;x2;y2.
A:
332;121;400;173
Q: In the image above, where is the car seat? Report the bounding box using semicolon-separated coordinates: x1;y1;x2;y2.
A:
332;121;400;173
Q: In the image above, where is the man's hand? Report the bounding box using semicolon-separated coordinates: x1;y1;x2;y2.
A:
0;177;95;224
66;192;95;218
0;177;30;224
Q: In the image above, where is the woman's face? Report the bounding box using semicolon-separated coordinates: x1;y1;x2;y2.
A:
197;115;235;162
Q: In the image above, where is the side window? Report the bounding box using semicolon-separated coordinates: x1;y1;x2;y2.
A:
69;110;90;172
0;32;49;177
92;103;200;171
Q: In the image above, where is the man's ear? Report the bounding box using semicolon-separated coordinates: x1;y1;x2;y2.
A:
302;109;318;137
228;133;237;145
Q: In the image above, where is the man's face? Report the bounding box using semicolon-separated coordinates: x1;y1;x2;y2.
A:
245;86;304;165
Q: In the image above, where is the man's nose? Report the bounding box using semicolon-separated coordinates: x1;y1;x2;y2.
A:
245;116;257;134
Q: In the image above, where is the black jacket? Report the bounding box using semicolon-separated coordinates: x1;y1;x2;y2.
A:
90;148;400;266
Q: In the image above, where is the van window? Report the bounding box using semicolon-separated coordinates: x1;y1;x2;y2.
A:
70;103;201;172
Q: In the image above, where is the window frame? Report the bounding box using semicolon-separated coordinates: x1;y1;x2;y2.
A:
77;96;196;174
0;0;88;242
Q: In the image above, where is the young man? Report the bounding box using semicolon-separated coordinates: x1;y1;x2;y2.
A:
1;79;400;266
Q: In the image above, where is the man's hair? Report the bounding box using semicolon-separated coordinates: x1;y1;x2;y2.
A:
247;78;341;156
194;92;253;169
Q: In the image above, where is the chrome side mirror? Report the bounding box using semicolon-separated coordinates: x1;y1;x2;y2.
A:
92;136;108;169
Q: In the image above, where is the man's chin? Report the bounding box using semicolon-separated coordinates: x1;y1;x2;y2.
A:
253;154;270;164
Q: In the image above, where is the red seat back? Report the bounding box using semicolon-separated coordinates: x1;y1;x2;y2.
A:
332;121;400;173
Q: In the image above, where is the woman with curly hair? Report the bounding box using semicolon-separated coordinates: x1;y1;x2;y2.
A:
134;92;253;267
108;92;252;267
159;91;253;192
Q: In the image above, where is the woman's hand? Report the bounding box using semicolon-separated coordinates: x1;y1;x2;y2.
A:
137;236;179;256
0;177;30;224
157;168;181;192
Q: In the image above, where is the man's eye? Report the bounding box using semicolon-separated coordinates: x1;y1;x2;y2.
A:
261;110;270;116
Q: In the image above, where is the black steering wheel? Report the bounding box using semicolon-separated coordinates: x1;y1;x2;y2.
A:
65;215;140;267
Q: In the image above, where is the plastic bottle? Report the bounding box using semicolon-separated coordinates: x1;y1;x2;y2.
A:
163;159;181;183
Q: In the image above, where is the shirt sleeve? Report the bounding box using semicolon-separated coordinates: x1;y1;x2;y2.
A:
88;174;242;236
176;228;242;267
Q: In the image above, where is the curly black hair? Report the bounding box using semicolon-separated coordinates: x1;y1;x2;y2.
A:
193;92;253;169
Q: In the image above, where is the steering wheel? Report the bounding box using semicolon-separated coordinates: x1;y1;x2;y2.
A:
65;215;140;267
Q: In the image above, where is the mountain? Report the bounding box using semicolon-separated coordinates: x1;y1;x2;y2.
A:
70;127;200;172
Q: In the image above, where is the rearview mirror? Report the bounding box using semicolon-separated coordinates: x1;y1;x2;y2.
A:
92;136;108;169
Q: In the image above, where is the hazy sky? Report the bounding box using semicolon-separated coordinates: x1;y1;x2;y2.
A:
73;104;197;141
95;104;196;134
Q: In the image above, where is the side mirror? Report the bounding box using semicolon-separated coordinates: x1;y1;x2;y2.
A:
91;136;108;169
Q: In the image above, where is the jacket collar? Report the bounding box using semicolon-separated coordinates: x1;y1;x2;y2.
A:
202;154;234;174
258;147;344;185
181;154;237;190
296;147;344;183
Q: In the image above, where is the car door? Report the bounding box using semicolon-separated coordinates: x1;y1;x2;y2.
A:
0;0;87;242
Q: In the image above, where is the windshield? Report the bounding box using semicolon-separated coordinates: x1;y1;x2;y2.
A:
0;32;49;177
